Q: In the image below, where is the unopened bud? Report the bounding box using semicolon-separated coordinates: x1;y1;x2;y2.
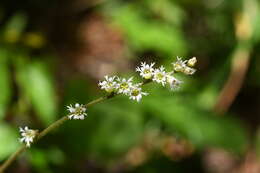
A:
187;57;197;67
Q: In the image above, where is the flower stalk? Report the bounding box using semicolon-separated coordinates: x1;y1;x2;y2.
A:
0;57;196;173
0;94;115;173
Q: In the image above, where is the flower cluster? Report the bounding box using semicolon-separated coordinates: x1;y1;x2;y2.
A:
19;126;38;147
172;57;197;75
98;57;197;102
136;57;196;90
67;103;87;120
16;57;196;150
99;75;148;102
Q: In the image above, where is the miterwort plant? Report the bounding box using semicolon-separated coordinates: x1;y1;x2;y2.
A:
0;57;197;172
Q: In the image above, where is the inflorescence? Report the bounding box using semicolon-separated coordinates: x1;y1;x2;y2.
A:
98;56;197;101
18;57;197;147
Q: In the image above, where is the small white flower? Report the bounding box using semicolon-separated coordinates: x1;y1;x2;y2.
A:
152;66;167;86
98;75;118;93
129;84;148;102
67;103;87;120
183;66;196;75
19;126;37;147
117;77;133;95
166;72;182;90
187;57;197;67
136;62;155;79
172;57;196;75
172;57;187;73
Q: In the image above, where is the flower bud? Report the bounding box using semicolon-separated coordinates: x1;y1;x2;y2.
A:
187;57;197;67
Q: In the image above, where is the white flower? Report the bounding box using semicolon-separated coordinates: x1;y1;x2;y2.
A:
187;57;197;67
166;72;182;90
117;77;133;95
183;66;196;75
172;57;196;75
172;57;187;73
67;103;87;120
152;66;167;86
136;62;155;79
129;84;148;102
19;126;37;147
98;75;118;93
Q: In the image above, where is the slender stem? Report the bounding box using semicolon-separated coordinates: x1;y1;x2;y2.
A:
0;146;26;173
0;94;114;173
37;116;68;140
86;94;113;107
0;81;151;172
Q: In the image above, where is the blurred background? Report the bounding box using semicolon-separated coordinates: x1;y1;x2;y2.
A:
1;0;260;172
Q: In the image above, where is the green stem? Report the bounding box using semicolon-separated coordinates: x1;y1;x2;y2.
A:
0;94;115;173
0;81;151;172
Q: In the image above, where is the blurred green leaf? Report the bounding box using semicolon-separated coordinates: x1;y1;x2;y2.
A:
196;85;219;110
0;122;19;161
143;87;248;154
27;61;57;125
0;48;12;119
111;4;187;56
144;0;185;26
251;2;260;43
15;57;57;125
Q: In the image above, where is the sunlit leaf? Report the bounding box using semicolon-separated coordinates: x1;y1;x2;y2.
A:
111;4;187;56
144;0;185;26
15;57;57;125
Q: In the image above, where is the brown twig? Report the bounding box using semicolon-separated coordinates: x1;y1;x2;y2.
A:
214;47;251;114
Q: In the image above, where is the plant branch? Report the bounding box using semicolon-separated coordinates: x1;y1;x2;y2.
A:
0;93;114;173
0;80;151;172
0;146;26;173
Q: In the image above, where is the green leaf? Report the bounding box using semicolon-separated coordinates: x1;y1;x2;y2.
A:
143;88;248;154
15;57;57;125
144;0;185;26
111;4;187;56
252;11;260;43
0;48;12;119
0;122;19;161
